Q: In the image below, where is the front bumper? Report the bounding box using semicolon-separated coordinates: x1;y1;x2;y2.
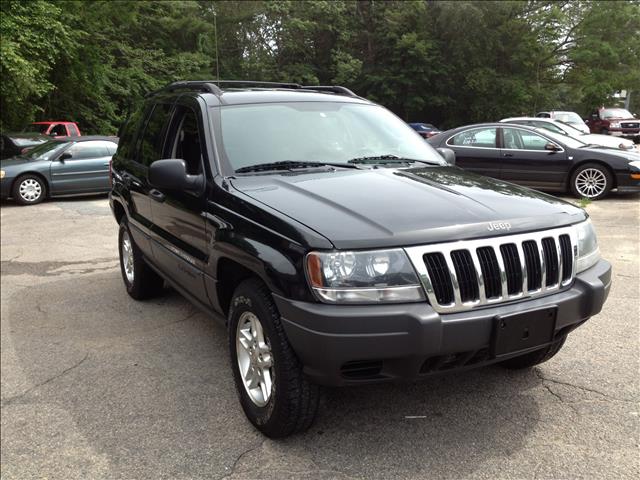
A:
615;172;640;194
275;259;611;386
0;177;13;198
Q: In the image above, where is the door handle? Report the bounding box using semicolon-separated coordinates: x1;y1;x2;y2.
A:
149;189;166;203
503;152;514;157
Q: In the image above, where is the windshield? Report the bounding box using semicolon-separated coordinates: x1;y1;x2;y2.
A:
601;108;634;119
12;137;48;147
554;121;585;135
23;140;70;160
553;112;584;124
21;124;49;134
533;128;586;149
219;102;445;171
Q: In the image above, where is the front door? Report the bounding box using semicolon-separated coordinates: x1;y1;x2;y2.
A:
445;127;501;179
148;98;210;305
498;127;570;190
49;140;114;193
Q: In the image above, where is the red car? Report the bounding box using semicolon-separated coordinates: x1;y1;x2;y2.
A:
586;107;640;141
22;121;82;138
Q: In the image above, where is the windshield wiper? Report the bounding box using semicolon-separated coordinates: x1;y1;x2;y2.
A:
348;154;440;166
235;160;359;174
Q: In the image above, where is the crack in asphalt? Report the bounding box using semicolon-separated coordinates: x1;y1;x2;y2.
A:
1;353;89;406
0;258;118;277
535;369;636;404
217;438;267;480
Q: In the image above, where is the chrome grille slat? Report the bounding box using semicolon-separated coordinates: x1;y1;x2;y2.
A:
404;226;577;314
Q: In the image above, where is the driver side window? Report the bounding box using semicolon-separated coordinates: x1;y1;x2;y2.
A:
166;106;204;176
502;128;549;150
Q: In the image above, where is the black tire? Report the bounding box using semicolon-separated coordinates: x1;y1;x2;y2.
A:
569;162;613;200
500;335;566;369
228;278;320;438
600;128;609;135
12;174;46;205
118;220;165;300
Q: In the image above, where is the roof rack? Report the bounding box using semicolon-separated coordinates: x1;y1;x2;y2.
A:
145;80;358;98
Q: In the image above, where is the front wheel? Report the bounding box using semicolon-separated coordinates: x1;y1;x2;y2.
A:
12;174;46;205
500;335;566;369
570;163;612;200
228;278;319;438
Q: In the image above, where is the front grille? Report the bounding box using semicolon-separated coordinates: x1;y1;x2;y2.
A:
621;122;639;129
405;227;576;313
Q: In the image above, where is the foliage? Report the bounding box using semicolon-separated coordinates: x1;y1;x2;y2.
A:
1;0;639;133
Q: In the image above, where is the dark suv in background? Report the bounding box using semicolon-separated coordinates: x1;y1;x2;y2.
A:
110;80;612;437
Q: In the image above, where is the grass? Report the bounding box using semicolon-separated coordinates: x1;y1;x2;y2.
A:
577;197;592;208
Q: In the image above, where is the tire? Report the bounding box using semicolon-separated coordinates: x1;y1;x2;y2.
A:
12;174;46;205
569;163;613;200
228;278;320;438
500;335;566;369
118;220;165;300
600;128;609;135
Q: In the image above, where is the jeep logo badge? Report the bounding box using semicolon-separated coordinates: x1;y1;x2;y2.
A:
487;221;511;232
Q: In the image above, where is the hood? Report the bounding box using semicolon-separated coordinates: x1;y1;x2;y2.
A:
230;166;586;249
0;156;35;168
581;133;635;149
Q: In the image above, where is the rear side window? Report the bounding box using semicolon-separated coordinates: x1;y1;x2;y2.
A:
448;128;497;148
66;141;110;159
137;103;173;166
115;103;147;161
68;124;80;136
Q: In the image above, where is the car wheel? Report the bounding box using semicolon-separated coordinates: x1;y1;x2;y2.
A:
12;174;46;205
570;163;612;200
228;277;320;438
600;128;609;135
118;220;165;300
500;335;566;369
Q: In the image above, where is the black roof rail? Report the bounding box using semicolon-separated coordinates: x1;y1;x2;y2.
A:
145;80;358;98
302;85;358;97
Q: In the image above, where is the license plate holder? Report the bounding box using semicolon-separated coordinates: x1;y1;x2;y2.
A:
492;307;557;357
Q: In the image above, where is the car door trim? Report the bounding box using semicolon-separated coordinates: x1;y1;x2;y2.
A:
52;169;110;176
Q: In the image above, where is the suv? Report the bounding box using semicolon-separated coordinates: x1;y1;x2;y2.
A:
586;107;640;141
110;81;612;438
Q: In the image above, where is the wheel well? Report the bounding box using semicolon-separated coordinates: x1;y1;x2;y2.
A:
216;258;261;317
568;161;617;189
11;172;50;197
112;200;125;224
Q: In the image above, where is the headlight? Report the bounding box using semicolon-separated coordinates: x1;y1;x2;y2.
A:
306;249;425;304
574;219;600;273
610;122;621;128
0;170;5;179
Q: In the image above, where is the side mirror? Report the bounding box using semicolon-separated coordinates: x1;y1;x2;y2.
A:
149;159;204;193
58;152;72;161
545;143;560;152
436;147;456;165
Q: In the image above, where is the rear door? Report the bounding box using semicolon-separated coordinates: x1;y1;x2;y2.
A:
49;140;113;193
147;96;209;305
444;127;501;179
498;127;570;190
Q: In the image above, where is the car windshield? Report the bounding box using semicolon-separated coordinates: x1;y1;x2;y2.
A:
21;124;49;134
219;102;446;171
554;121;585;135
535;128;586;149
601;108;634;119
23;140;70;160
553;112;584;124
12;137;48;147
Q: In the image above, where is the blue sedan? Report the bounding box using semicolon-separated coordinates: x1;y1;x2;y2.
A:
0;136;118;205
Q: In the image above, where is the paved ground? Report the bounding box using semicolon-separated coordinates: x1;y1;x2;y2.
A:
1;193;638;480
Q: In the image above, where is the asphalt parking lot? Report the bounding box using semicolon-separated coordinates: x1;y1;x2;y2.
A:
1;193;638;480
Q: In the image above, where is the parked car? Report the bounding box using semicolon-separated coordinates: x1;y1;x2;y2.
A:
500;117;637;151
427;122;640;200
22;121;82;138
408;122;442;138
585;107;640;141
110;80;612;438
535;111;589;134
0;136;117;205
1;133;50;160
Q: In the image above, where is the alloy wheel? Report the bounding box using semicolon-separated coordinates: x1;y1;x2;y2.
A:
236;311;274;407
575;168;607;198
121;230;135;283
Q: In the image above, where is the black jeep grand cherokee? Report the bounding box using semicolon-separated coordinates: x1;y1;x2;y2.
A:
110;81;612;438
